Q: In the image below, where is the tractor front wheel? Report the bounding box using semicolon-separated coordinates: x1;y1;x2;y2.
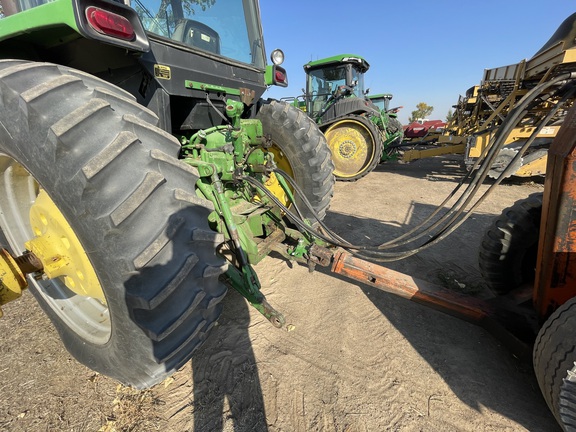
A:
323;115;382;181
0;60;227;388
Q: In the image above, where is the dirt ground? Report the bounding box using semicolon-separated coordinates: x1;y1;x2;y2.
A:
0;154;559;432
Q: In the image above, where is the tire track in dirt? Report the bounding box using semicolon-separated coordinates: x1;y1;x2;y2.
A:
247;256;447;431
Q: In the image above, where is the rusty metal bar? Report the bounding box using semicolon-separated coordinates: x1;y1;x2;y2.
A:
332;249;489;322
326;248;532;357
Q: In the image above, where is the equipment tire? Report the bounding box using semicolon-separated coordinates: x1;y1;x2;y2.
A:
257;99;334;221
323;115;382;182
0;60;227;388
533;297;576;431
386;116;404;148
478;193;542;294
387;116;403;135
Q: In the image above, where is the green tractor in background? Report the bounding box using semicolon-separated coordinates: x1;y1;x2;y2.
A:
0;0;335;389
366;92;404;150
366;93;393;111
299;54;404;181
366;93;403;132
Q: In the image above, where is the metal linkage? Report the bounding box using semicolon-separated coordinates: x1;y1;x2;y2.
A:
0;250;42;317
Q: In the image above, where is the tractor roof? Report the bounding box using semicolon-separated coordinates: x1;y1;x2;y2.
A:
304;54;370;73
368;93;393;100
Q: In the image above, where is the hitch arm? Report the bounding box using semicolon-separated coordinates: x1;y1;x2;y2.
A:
330;248;488;322
222;265;286;328
310;246;533;357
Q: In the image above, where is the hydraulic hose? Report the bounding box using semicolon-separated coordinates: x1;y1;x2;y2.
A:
367;74;576;253
243;73;576;262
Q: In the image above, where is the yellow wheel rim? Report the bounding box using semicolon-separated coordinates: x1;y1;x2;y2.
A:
325;119;376;179
0;156;110;343
26;189;105;303
265;144;295;208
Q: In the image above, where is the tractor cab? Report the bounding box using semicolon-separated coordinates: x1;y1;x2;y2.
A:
367;93;393;112
130;0;265;67
0;0;288;135
303;54;369;118
0;0;266;68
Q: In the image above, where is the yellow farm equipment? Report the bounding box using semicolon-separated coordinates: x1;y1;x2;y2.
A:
405;12;576;178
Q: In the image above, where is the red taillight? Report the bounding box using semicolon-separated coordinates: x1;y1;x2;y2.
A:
85;7;135;41
275;70;286;84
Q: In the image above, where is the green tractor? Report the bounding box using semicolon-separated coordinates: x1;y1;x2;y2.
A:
1;5;575;430
366;93;393;111
300;54;403;181
366;92;404;150
0;0;335;388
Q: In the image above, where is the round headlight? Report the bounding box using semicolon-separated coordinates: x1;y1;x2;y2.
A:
270;49;285;66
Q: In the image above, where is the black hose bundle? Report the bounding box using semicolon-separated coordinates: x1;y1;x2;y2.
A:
249;74;576;262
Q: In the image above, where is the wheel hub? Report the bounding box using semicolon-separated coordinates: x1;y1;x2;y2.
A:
25;190;105;303
338;140;357;158
265;144;295;207
0;249;27;317
325;119;377;179
263;172;288;205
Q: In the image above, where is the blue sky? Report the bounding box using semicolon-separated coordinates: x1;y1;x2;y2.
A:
260;1;576;124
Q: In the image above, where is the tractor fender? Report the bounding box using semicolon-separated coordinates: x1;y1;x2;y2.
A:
319;97;379;124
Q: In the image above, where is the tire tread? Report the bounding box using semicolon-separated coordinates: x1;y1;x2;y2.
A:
0;60;226;388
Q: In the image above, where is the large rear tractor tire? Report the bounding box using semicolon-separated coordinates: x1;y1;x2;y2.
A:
0;60;227;388
323;115;382;181
257;99;334;221
533;297;576;431
478;193;542;294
